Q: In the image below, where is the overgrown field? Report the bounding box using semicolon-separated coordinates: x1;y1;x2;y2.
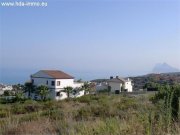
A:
0;93;179;135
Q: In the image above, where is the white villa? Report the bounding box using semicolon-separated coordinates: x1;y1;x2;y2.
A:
0;84;13;95
30;70;84;100
108;76;133;93
93;76;133;93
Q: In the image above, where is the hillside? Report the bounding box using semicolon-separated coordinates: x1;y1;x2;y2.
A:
131;72;180;91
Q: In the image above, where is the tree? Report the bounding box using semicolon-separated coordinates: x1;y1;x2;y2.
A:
81;82;96;94
37;85;49;101
151;84;180;125
121;84;125;92
12;84;24;94
3;90;12;96
81;82;91;95
143;82;159;89
15;92;25;102
24;82;36;99
64;86;73;98
108;86;111;95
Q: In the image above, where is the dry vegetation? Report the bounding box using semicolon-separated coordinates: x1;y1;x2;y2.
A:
0;93;179;135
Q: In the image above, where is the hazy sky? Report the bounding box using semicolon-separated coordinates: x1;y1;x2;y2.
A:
0;0;180;84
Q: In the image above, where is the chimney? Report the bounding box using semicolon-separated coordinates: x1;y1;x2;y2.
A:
110;76;113;79
116;76;119;79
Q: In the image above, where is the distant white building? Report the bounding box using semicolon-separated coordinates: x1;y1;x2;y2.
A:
90;79;108;91
95;82;108;91
0;84;13;95
2;86;13;91
108;76;133;93
30;70;84;100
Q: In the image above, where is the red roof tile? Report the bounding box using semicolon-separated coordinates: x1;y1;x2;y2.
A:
41;70;74;79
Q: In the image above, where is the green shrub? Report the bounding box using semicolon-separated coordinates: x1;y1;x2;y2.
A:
0;110;9;118
116;97;138;110
18;112;42;122
75;106;91;120
97;89;109;93
151;85;180;120
42;109;64;120
0;93;179;135
11;104;27;114
0;106;11;118
22;100;42;112
42;100;61;110
76;95;92;104
91;104;111;117
24;104;41;112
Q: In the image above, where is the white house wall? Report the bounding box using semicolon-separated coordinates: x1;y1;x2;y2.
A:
32;78;76;89
125;81;133;92
31;77;83;100
32;78;56;88
73;90;85;98
109;82;122;93
55;79;74;89
96;84;108;91
72;82;84;88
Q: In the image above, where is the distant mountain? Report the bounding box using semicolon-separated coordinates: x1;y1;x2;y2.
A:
152;63;180;73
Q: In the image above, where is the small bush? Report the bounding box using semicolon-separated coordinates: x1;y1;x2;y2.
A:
43;100;61;110
0;110;9;118
76;95;92;104
25;100;42;112
24;105;40;112
0;106;10;118
42;109;65;120
116;97;138;110
11;104;27;114
19;112;40;122
74;106;91;120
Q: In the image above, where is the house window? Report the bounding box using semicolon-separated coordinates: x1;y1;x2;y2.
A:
56;92;60;96
51;81;55;86
57;81;61;86
46;80;48;85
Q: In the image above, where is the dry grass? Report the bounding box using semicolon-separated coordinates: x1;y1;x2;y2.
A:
0;94;179;135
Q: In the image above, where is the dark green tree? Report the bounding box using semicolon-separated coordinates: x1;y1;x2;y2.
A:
108;86;111;95
15;91;25;102
152;84;180;122
121;84;125;92
82;82;91;95
64;86;73;98
24;82;36;99
12;84;24;94
37;85;49;101
3;90;12;96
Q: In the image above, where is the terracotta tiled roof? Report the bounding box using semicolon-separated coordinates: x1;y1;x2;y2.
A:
41;70;74;79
